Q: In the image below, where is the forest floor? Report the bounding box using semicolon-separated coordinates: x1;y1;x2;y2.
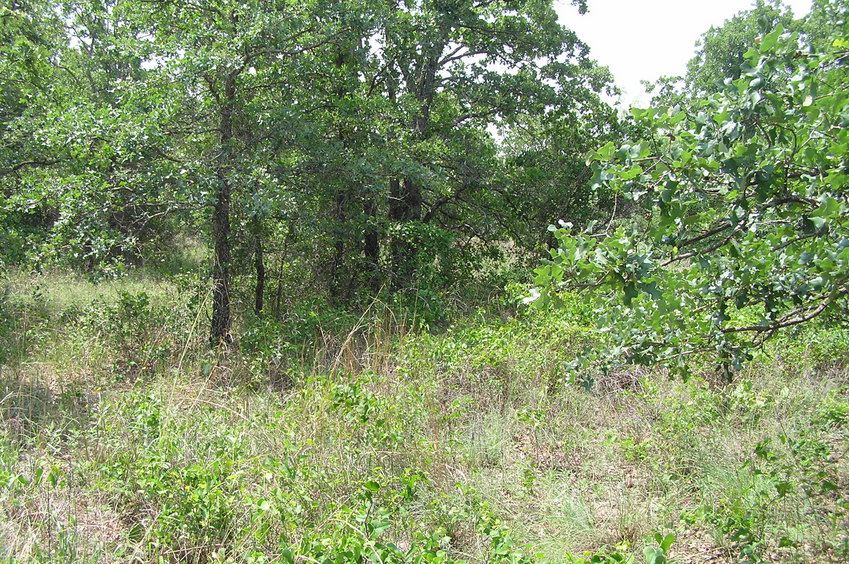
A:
1;269;848;563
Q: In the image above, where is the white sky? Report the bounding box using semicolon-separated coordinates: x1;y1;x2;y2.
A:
556;0;812;107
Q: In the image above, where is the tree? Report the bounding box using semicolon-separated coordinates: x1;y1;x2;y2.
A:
685;0;795;95
646;1;803;109
3;0;616;342
1;0;181;273
649;1;849;108
531;22;849;381
367;0;604;288
1;1;62;264
122;0;367;343
802;0;849;52
497;90;621;250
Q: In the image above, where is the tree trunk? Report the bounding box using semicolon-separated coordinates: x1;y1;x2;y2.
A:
253;218;265;318
389;176;423;288
210;73;236;345
211;172;232;344
363;194;380;291
329;191;347;302
273;223;294;318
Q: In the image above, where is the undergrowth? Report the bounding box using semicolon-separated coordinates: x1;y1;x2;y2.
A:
0;269;847;562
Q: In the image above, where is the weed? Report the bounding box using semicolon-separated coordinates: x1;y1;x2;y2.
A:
1;272;847;562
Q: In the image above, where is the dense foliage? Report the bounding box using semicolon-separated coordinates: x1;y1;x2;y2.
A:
533;16;849;379
0;0;617;342
2;1;849;562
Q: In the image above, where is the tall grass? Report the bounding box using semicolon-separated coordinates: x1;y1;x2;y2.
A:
0;269;847;562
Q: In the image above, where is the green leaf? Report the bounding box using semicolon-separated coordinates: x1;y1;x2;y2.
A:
590;141;616;162
530;18;849;383
760;25;784;51
619;165;643;181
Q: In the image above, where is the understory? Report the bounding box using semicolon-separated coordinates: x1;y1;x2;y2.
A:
1;270;847;563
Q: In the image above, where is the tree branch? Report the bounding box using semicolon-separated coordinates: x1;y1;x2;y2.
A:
722;276;848;335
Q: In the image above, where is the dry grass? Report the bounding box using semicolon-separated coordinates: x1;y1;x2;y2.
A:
0;271;847;562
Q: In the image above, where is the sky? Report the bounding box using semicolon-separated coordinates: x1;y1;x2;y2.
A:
555;0;813;107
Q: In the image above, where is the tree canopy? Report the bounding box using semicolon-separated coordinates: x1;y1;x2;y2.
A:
1;0;615;342
6;0;846;359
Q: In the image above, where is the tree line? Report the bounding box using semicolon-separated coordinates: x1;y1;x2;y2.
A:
1;0;619;343
2;0;846;363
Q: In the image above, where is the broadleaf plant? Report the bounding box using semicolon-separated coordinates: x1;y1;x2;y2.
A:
531;22;849;382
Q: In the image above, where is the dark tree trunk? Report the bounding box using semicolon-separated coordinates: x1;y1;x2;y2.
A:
211;173;232;344
389;177;423;288
401;176;422;220
329;191;347;302
273;253;285;319
273;223;294;318
363;194;380;291
210;73;236;345
253;218;265;318
388;177;404;283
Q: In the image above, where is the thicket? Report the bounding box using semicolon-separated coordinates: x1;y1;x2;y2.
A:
1;0;620;342
1;0;848;562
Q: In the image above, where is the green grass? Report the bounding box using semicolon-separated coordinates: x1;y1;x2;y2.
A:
0;270;847;563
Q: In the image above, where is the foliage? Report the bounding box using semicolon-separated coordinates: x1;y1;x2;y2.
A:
1;270;848;561
685;0;795;96
532;22;849;380
498;104;623;249
647;1;848;107
0;0;619;343
0;1;182;272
